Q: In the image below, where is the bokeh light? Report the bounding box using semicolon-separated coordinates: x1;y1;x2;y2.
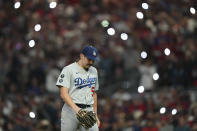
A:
142;3;149;10
120;33;128;40
172;109;177;115
49;2;57;8
138;86;145;93
14;1;21;9
160;107;166;114
141;51;147;59
190;7;196;14
164;48;171;56
28;40;35;48
153;73;159;80
101;20;109;27
29;112;36;118
136;12;144;19
107;28;115;36
34;24;41;32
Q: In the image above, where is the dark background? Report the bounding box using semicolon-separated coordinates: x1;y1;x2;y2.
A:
0;0;197;131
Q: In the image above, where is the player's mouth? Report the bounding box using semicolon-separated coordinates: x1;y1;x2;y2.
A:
88;64;93;67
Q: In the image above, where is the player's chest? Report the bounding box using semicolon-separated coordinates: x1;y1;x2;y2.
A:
71;71;97;89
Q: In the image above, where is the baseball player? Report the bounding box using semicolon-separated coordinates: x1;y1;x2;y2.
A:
56;45;100;131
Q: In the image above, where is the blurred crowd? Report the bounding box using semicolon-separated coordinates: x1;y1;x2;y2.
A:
0;0;197;130
99;88;197;131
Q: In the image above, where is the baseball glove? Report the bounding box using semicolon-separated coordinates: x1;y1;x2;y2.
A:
76;109;97;129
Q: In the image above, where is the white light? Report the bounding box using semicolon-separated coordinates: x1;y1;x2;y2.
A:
190;7;196;14
49;2;57;9
164;48;171;56
172;109;177;115
34;24;41;32
101;20;109;27
120;33;128;40
160;107;166;114
141;51;147;59
107;28;115;36
29;40;35;48
136;12;144;19
142;3;149;10
14;2;21;9
138;86;145;93
153;73;159;80
29;112;35;118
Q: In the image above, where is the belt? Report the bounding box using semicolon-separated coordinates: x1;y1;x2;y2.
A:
76;104;91;109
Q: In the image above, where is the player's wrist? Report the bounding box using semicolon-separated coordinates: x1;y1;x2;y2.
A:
74;106;81;113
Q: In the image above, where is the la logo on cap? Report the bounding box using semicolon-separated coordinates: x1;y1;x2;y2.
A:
93;51;96;56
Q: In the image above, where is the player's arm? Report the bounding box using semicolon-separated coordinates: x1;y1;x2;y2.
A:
93;92;100;127
60;86;80;113
93;92;98;114
56;67;80;113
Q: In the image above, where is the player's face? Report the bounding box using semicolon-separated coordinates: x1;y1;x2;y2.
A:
81;54;94;70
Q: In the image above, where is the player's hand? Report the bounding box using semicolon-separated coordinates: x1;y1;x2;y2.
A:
74;106;81;114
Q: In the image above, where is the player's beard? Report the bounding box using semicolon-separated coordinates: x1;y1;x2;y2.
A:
84;64;92;71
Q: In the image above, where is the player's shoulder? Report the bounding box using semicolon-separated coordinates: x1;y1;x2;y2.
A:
89;66;98;73
62;62;76;70
67;62;76;68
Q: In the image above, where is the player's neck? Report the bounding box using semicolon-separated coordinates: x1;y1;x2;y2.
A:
77;60;89;71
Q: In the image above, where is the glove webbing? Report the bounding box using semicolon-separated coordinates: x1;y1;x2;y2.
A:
77;109;97;129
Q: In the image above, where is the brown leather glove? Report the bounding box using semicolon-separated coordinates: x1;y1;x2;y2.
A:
76;109;97;129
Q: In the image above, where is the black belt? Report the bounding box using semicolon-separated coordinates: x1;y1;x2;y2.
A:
76;104;91;109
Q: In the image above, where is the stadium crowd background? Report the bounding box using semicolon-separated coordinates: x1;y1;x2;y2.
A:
0;0;197;131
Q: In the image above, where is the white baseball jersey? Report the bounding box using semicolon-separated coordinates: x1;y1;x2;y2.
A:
56;62;99;105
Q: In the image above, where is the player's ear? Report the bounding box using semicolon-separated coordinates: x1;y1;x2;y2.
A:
80;53;84;59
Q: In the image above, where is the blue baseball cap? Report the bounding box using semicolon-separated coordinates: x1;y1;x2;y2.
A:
81;45;98;61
